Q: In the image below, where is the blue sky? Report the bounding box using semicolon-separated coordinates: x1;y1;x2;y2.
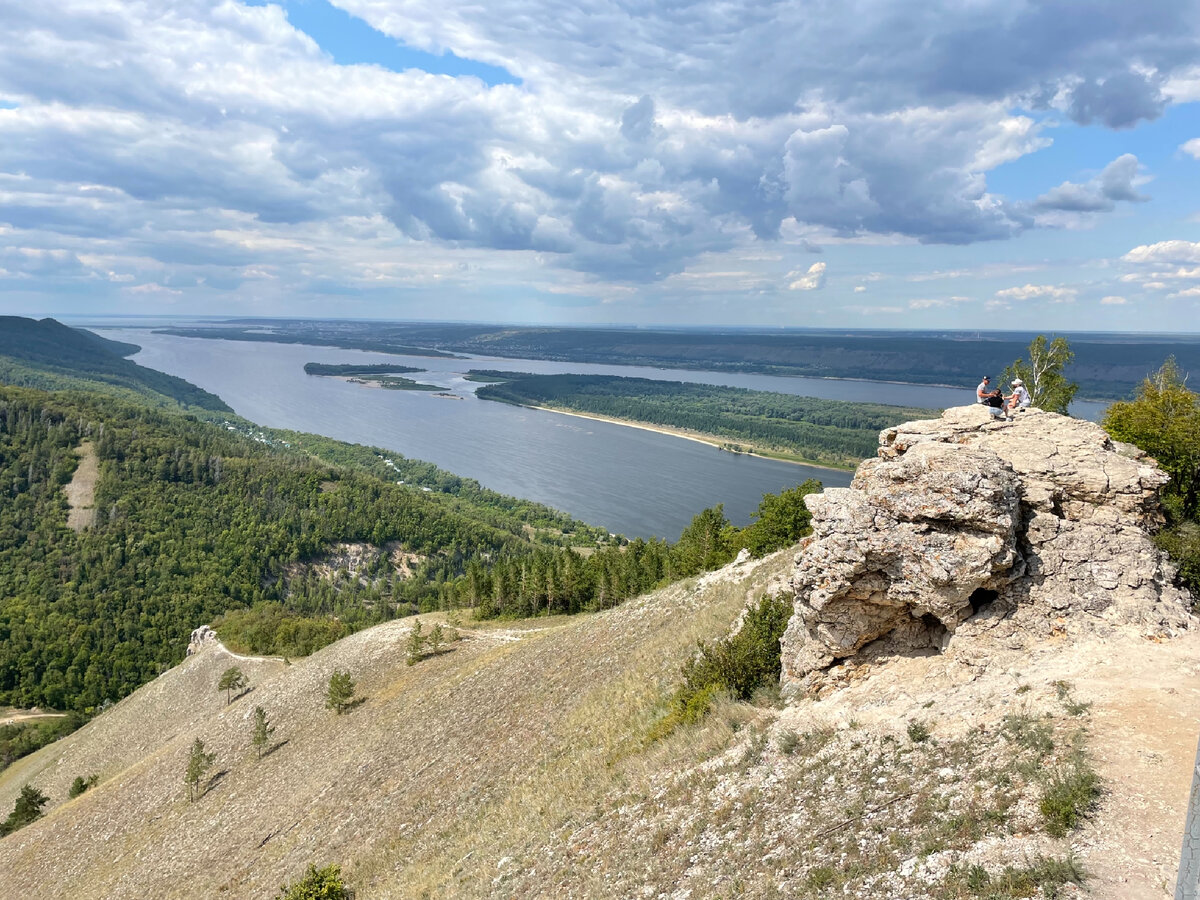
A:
1;0;1200;329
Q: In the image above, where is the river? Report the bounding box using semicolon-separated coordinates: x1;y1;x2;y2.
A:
104;328;1107;539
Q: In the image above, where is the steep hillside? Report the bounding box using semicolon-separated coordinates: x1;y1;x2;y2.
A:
0;385;602;712
0;552;792;898
0;545;1195;898
0;316;230;411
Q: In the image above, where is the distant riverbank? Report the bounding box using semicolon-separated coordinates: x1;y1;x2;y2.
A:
526;404;858;472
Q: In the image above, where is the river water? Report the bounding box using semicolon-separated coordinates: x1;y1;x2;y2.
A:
107;328;1106;539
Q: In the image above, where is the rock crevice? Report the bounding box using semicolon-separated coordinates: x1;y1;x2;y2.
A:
781;405;1194;693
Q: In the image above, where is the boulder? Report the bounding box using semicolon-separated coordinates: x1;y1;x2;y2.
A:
781;406;1194;694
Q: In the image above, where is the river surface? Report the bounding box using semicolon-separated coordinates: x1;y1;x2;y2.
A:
106;328;1106;538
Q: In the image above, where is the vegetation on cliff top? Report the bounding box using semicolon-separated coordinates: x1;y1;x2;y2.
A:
1103;357;1200;599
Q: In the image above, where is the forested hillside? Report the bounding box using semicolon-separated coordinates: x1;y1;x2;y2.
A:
0;383;821;716
0;317;229;411
0;386;604;712
474;372;939;467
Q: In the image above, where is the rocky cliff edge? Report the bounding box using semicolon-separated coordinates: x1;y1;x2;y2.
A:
782;404;1195;695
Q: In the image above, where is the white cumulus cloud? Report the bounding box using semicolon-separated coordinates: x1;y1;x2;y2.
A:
787;261;826;291
994;284;1078;303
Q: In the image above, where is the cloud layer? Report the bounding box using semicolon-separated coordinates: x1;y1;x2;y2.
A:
0;0;1198;316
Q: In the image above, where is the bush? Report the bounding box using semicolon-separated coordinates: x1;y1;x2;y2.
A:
276;863;352;900
651;593;792;739
907;720;931;743
68;774;98;798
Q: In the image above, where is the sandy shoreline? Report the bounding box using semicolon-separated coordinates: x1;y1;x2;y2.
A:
526;404;855;472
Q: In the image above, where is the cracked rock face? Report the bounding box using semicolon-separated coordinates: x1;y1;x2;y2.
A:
781;405;1195;693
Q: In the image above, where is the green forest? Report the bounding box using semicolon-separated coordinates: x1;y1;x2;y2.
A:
0;317;229;411
0;376;823;730
0;385;578;711
473;372;939;467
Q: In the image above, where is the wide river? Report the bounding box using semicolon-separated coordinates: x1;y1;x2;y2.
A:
109;329;1107;539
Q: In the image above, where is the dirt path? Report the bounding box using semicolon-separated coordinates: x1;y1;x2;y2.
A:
0;710;68;727
1073;634;1200;898
63;441;99;531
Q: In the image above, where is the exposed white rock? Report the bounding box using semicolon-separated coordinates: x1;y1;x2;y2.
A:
186;624;217;656
781;405;1194;694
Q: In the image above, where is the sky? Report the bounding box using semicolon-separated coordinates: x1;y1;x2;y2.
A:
2;0;1200;330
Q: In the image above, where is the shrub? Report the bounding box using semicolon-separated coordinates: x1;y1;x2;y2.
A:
276;863;352;900
68;774;98;798
650;593;791;739
907;720;931;743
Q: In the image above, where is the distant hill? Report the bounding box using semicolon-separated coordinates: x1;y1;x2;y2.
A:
0;316;230;411
160;319;1200;401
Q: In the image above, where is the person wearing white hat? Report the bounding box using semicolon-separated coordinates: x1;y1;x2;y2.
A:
1005;378;1031;417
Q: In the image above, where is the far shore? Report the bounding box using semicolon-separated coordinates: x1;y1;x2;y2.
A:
525;404;857;472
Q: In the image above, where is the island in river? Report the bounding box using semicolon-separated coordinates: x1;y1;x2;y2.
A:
304;361;442;391
471;371;940;470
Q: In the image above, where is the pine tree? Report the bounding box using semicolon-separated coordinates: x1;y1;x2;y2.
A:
428;622;444;656
217;666;248;705
251;706;275;759
405;620;424;666
325;669;357;714
184;738;216;801
0;784;49;836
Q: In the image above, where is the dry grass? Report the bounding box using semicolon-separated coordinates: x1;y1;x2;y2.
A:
63;441;98;531
0;546;1191;899
0;552;789;899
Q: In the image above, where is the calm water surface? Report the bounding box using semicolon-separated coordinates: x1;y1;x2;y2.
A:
111;329;1106;537
115;330;860;539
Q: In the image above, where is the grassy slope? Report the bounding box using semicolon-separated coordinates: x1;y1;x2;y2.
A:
0;556;783;898
1;546;1189;898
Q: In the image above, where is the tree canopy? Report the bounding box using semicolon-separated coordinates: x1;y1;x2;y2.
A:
1104;358;1200;519
1001;336;1078;415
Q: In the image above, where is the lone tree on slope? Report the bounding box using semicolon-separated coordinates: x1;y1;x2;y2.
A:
184;738;217;802
0;784;49;836
325;669;357;715
217;666;248;705
251;706;275;759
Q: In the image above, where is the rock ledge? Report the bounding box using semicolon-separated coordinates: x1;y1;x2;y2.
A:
781;405;1194;694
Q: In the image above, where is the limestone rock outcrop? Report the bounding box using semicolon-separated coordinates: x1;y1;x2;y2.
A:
781;405;1194;693
186;624;217;656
